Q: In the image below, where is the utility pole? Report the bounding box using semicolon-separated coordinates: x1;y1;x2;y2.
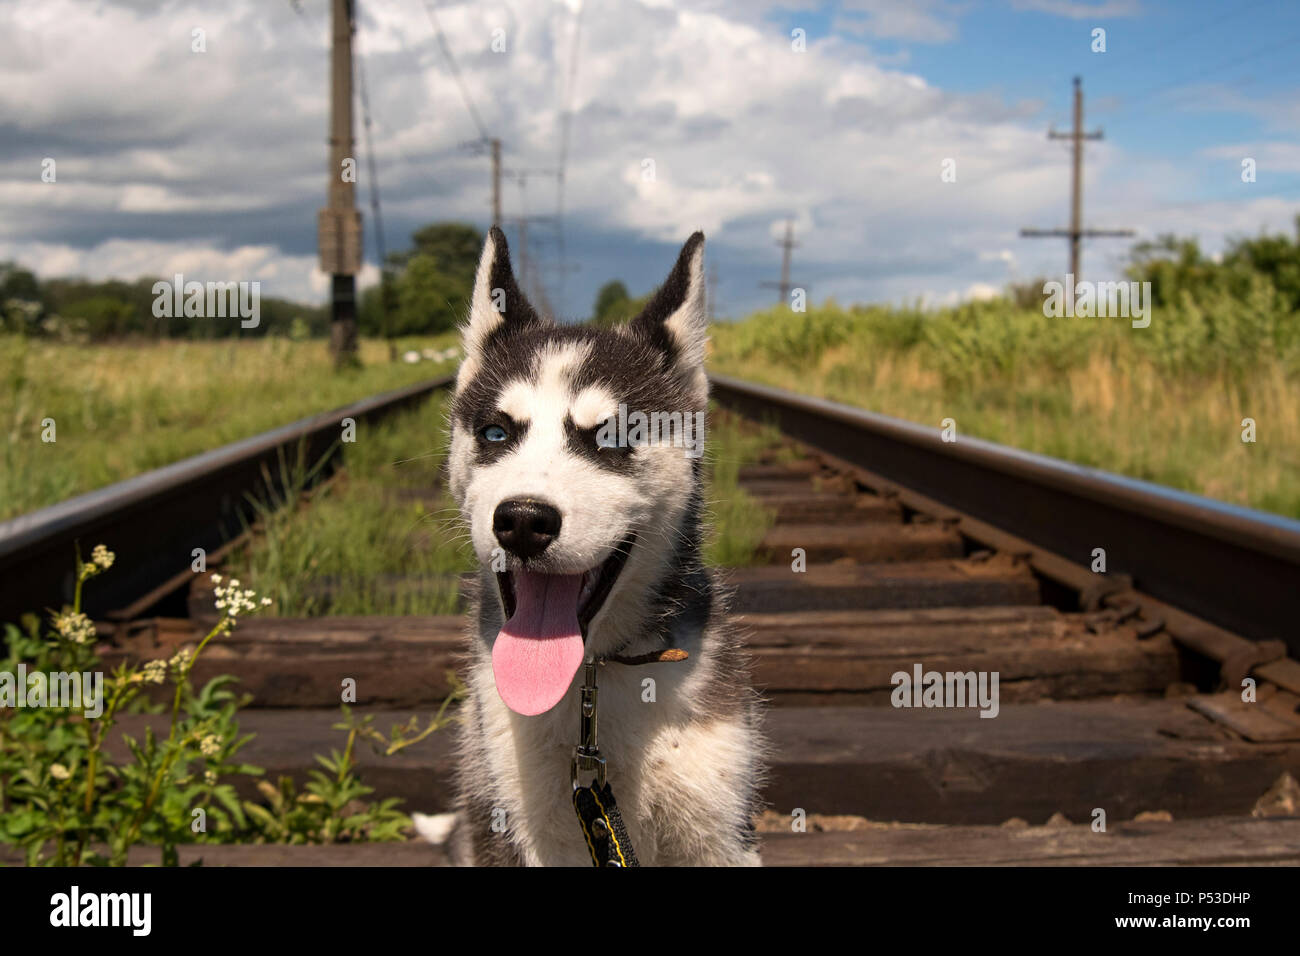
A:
760;219;806;306
777;219;793;303
510;215;558;316
1021;77;1133;290
461;136;504;229
318;0;362;367
505;167;562;314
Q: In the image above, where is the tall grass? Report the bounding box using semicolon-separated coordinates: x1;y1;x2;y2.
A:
1;334;459;520
703;410;780;567
710;294;1300;517
230;395;471;616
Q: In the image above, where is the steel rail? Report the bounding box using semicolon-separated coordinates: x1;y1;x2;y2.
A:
5;370;1297;658
0;375;454;624
710;374;1300;655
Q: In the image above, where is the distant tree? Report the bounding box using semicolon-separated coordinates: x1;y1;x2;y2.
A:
0;262;333;340
0;263;40;303
1005;278;1052;311
403;222;483;276
61;296;134;340
395;253;474;335
257;297;330;339
0;262;44;332
590;280;648;328
1123;233;1289;310
362;222;483;337
592;280;629;324
1221;214;1300;310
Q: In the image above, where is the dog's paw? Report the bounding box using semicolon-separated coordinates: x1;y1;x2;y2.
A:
411;811;459;845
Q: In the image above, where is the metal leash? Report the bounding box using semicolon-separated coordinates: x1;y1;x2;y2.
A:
569;648;690;867
570;657;638;867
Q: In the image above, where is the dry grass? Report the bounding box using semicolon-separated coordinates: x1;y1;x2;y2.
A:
1;334;458;520
710;305;1300;518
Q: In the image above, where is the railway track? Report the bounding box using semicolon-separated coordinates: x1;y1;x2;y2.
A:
8;374;1300;865
0;374;455;626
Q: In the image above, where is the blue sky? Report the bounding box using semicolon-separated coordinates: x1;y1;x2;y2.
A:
882;0;1300;197
722;0;1300;311
2;0;1298;320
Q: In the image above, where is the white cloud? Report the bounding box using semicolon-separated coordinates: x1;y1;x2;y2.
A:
963;281;1000;301
0;0;1288;318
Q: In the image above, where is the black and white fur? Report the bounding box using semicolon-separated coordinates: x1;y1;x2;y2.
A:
440;227;765;866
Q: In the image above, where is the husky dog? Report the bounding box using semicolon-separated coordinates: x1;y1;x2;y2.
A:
442;227;765;866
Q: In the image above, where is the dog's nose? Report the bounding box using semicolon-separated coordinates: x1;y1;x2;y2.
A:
493;499;562;559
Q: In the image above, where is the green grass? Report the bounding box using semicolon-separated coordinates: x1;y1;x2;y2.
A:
709;297;1300;518
703;409;780;567
2;333;459;520
4;329;783;616
230;394;470;616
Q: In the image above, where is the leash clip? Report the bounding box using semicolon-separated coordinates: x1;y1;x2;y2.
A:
571;657;606;790
569;656;641;866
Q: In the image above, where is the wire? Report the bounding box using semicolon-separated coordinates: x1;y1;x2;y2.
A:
555;1;584;317
419;0;491;142
1141;0;1277;56
356;38;389;273
1109;26;1300;118
286;0;327;48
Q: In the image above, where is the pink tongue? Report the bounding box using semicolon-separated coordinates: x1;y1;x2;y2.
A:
492;570;585;716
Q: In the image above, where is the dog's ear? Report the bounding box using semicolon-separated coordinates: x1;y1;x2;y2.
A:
629;231;708;401
457;225;541;388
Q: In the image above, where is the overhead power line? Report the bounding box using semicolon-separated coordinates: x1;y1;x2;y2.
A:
555;1;585;317
356;46;388;272
1105;26;1300;120
419;0;490;142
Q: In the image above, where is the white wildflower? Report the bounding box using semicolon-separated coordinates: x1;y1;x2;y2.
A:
53;611;95;645
212;579;267;620
141;660;167;684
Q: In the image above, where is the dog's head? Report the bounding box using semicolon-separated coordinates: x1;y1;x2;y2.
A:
448;227;709;715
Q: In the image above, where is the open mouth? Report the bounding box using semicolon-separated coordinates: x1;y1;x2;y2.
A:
494;531;636;635
490;533;636;717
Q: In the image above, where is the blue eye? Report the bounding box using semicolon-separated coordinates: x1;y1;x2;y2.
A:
480;424;509;443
